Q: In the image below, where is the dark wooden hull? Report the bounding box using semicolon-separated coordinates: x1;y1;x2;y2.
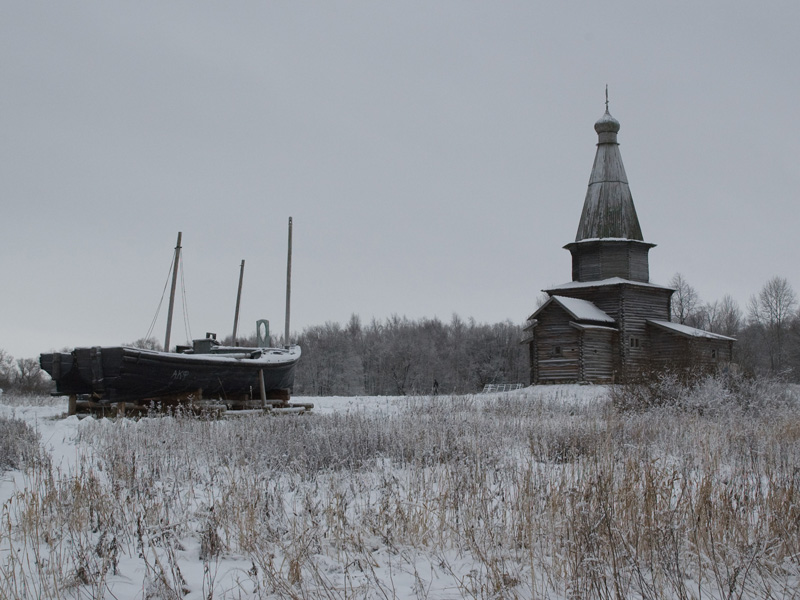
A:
40;346;300;403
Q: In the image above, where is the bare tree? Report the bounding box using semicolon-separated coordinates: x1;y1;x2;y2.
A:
0;350;15;390
14;358;50;394
669;273;701;325
747;276;798;374
698;294;742;337
715;294;742;337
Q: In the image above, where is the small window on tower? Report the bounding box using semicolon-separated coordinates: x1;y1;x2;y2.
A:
553;346;563;357
630;337;640;348
711;348;718;360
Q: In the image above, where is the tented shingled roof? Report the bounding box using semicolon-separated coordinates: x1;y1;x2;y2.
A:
575;108;644;242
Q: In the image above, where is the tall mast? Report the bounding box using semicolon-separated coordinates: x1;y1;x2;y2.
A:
164;231;182;352
231;259;245;346
284;217;292;347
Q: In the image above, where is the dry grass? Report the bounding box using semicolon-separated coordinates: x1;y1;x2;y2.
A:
1;378;800;598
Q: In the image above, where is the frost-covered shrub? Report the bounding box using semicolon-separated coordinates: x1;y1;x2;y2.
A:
0;414;39;471
611;369;799;415
609;369;689;411
724;372;800;411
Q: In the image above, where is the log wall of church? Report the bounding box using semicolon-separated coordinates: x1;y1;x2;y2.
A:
649;329;734;370
569;242;651;283
579;328;617;382
532;307;581;382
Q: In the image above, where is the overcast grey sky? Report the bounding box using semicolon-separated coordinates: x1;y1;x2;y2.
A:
2;1;799;358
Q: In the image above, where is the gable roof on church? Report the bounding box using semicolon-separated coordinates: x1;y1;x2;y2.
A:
528;295;615;323
570;322;618;332
575;107;644;242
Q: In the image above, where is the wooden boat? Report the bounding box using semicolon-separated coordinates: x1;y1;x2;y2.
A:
40;221;304;413
40;334;301;404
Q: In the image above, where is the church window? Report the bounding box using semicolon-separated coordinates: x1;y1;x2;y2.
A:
630;337;640;348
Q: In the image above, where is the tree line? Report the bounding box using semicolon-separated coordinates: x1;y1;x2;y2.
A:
290;315;528;396
289;273;800;395
2;273;800;397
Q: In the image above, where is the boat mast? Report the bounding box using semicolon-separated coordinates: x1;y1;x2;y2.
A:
164;231;182;352
284;217;292;347
231;259;245;346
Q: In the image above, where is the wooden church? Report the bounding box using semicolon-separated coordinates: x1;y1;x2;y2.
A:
524;104;734;384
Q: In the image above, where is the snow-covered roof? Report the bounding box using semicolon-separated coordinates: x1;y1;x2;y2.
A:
570;322;618;332
554;296;615;322
545;277;674;292
529;295;615;323
567;237;653;244
647;320;736;341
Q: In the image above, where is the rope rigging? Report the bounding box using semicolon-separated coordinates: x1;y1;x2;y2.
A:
180;254;192;343
145;252;176;346
144;247;192;349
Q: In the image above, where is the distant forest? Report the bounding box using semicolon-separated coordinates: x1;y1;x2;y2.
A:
290;315;528;396
2;273;800;396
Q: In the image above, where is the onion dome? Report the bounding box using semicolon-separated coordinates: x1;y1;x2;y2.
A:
594;108;620;143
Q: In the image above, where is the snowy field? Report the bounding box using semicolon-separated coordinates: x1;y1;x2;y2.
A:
0;382;798;599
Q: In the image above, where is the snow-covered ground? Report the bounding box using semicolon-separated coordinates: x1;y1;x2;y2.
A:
0;383;798;599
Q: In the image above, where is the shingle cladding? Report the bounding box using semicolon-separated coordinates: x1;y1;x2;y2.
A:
575;109;643;242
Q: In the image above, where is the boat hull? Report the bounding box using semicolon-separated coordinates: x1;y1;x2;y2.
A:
40;346;300;403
